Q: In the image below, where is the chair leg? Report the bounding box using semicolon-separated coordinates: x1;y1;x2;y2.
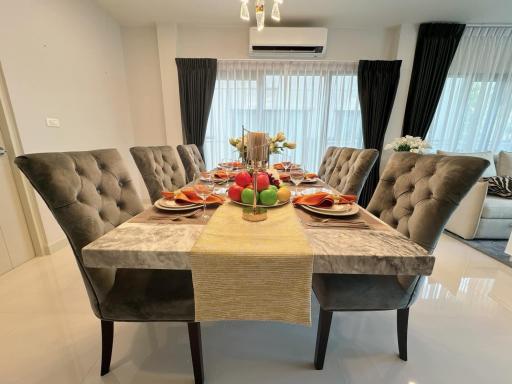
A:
100;320;114;376
188;322;204;384
397;308;409;361
314;307;333;370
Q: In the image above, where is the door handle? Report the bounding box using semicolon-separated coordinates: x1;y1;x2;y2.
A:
0;147;6;156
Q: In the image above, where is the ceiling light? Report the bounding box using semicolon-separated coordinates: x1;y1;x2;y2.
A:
240;0;283;30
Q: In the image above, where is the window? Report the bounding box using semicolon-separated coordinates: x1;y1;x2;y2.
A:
427;27;512;153
204;60;362;170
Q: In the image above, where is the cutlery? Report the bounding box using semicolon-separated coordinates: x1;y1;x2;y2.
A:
149;209;201;221
303;222;369;228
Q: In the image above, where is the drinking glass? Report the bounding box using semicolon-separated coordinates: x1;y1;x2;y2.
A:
281;159;293;173
290;168;305;197
194;172;214;220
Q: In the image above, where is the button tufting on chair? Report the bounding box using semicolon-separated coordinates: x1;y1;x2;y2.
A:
130;146;187;204
177;144;206;183
325;147;379;200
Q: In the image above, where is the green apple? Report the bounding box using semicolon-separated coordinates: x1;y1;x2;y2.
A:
241;188;259;204
268;185;278;192
259;188;278;206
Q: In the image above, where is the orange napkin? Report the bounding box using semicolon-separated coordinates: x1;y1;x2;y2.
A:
213;170;231;180
279;172;290;181
293;192;357;208
175;188;225;206
273;162;285;170
305;173;318;180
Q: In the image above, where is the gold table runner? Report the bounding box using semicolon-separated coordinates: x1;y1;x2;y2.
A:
190;203;314;325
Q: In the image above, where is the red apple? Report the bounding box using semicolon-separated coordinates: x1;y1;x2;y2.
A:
228;184;244;202
235;171;252;187
254;172;270;192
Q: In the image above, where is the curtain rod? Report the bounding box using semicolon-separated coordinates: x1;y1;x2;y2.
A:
467;23;512;27
216;58;358;63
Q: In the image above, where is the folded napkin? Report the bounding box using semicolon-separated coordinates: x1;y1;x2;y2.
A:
293;192;356;207
305;173;318;180
279;172;290;181
213;170;234;180
273;162;285;170
175;188;225;206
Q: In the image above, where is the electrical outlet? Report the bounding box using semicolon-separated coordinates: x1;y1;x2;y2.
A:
46;117;60;128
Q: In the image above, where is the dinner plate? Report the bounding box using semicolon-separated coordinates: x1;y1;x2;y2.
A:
201;176;231;183
301;178;319;184
154;198;201;211
231;199;289;208
302;203;359;217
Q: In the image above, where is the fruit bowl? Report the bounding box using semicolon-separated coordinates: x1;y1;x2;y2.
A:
230;199;290;208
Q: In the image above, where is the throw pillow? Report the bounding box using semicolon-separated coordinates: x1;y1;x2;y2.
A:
484;176;512;199
497;151;512;177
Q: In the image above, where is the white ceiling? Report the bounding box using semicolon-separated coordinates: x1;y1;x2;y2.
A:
95;0;512;28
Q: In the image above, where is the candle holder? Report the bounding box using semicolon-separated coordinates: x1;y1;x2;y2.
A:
242;132;269;222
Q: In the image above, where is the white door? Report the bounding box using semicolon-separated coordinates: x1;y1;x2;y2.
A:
0;132;34;275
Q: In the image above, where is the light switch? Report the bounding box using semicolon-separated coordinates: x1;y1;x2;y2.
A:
46;117;60;128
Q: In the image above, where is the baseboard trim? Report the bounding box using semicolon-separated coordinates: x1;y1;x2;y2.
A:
44;237;68;255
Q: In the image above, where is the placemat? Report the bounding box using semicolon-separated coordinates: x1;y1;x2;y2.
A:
190;203;313;325
129;206;215;225
294;205;388;230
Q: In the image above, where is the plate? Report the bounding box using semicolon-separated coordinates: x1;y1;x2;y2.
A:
154;198;201;211
231;199;290;208
301;178;319;184
302;203;359;217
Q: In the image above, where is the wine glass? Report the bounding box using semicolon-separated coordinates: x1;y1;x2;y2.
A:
290;168;305;197
281;159;293;173
194;172;214;220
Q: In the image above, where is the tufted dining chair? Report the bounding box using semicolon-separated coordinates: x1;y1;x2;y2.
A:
326;148;379;199
130;146;187;204
177;144;207;182
312;152;490;369
318;147;342;182
15;149;204;384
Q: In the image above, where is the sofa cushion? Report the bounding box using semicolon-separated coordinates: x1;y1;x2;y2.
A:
481;195;512;219
497;151;512;176
437;150;496;178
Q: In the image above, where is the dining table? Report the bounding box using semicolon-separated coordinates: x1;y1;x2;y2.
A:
82;171;433;325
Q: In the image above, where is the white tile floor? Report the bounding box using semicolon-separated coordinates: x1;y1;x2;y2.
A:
1;233;512;384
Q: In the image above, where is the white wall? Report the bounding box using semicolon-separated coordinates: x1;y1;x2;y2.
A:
125;23;404;151
0;0;136;249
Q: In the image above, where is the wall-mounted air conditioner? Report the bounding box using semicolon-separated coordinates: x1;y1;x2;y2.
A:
249;27;328;58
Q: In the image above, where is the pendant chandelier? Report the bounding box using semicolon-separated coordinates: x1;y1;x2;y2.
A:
240;0;283;31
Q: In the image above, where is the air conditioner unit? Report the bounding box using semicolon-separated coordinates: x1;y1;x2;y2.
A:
249;27;328;58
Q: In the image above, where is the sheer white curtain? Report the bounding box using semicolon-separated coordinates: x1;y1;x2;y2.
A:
204;60;362;170
427;27;512;152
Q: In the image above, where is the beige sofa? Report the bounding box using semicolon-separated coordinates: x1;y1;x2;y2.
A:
442;150;512;240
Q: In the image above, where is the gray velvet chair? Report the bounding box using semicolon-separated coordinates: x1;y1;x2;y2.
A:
130;146;187;204
177;144;207;182
326;147;379;199
15;149;204;384
313;152;490;369
318;147;342;182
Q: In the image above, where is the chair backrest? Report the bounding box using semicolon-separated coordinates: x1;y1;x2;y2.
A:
177;144;207;182
15;149;143;317
130;146;187;203
318;147;342;182
327;148;379;198
367;152;489;253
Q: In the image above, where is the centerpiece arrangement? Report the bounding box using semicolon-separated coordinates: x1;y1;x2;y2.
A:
228;170;291;207
229;131;296;162
384;135;431;153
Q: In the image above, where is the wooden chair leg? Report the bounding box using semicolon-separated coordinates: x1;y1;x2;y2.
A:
314;307;333;370
397;308;409;361
100;320;114;376
188;322;204;384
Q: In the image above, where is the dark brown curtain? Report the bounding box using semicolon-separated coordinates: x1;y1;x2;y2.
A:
175;58;217;157
402;23;465;138
358;60;402;207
